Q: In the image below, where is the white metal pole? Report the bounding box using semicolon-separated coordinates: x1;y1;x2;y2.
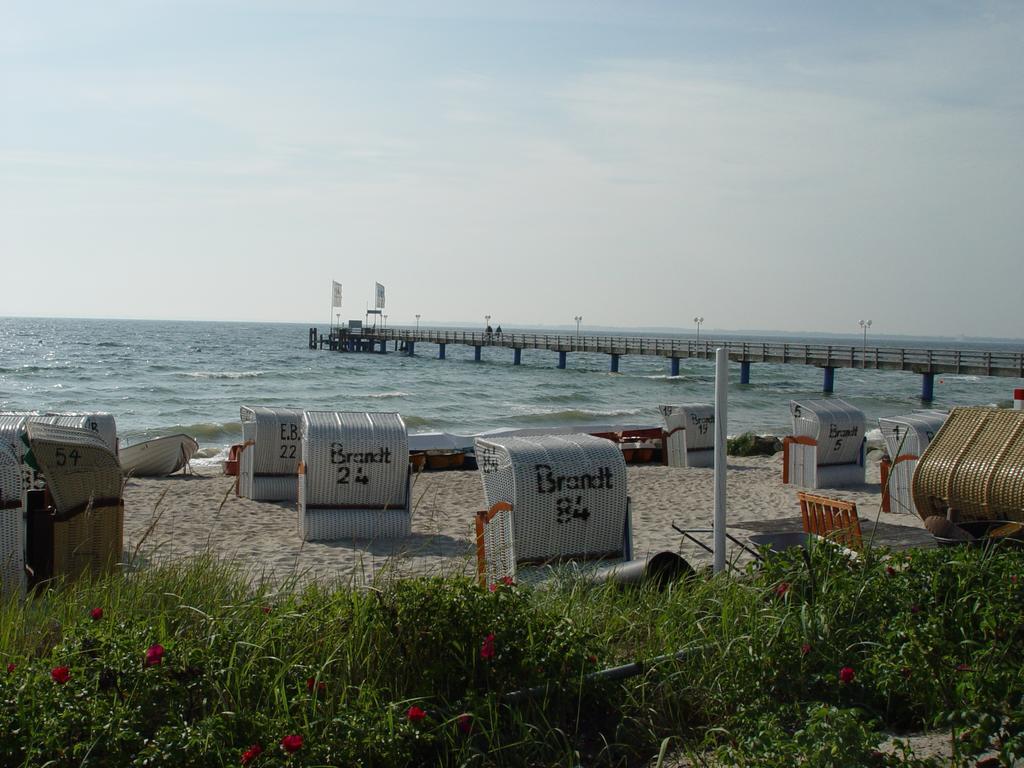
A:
713;347;728;574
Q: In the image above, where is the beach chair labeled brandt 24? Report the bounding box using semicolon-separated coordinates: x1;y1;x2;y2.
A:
912;407;1024;524
298;411;411;541
659;403;715;468
237;406;303;501
783;399;865;489
878;410;948;517
24;421;124;583
474;434;632;587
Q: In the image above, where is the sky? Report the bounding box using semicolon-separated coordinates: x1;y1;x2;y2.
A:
2;1;1022;337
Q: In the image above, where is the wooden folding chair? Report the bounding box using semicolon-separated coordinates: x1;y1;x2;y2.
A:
798;491;862;550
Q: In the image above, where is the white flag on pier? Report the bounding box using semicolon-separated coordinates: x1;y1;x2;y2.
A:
332;281;343;308
375;282;386;309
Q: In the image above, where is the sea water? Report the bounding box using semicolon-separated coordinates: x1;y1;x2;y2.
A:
1;317;1020;464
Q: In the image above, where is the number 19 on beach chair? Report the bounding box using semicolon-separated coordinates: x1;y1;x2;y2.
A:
297;411;411;541
474;434;632;587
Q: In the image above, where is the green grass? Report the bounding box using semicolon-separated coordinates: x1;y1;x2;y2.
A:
2;542;1023;767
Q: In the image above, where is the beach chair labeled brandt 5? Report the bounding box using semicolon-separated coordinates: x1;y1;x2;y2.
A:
783;399;865;489
878;410;947;517
238;406;304;501
298;411;411;541
659;404;715;468
474;434;632;587
24;421;124;584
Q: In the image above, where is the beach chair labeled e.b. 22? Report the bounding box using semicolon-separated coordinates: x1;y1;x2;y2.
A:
297;411;411;541
474;433;632;587
237;406;303;501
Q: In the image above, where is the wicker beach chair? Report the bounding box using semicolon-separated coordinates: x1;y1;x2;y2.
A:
474;433;632;587
298;411;411;541
25;422;124;582
912;407;1024;524
38;413;118;455
0;441;25;598
237;406;303;501
659;403;715;468
878;410;947;517
783;399;865;489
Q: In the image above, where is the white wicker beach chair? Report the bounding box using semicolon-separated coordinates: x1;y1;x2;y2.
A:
37;413;118;455
878;410;947;516
659;404;715;468
298;411;410;541
474;433;632;587
238;406;303;501
25;422;124;582
783;399;865;489
0;441;25;598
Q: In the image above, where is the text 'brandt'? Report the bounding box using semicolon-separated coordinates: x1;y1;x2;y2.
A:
534;464;614;494
329;443;392;464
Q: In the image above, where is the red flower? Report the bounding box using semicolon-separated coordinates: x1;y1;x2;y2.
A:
480;633;496;661
280;734;303;753
144;644;165;667
885;566;896;577
306;676;325;692
839;666;856;684
51;666;70;684
457;713;472;735
241;743;262;765
910;604;921;615
90;607;103;621
6;663;15;674
587;654;598;664
900;666;912;679
800;643;812;657
261;605;272;614
1012;575;1019;585
956;663;972;672
489;576;515;592
775;581;790;598
406;705;427;723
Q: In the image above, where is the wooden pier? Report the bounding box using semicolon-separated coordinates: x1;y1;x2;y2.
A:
307;327;1023;402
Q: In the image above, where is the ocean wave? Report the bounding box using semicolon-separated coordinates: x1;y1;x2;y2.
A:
401;415;431;428
120;421;242;447
503;408;647;425
368;391;411;399
181;371;266;380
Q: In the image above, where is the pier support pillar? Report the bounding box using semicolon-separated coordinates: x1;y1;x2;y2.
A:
558;351;567;369
438;343;446;360
474;345;481;362
610;354;620;373
406;341;415;356
670;357;680;377
513;348;522;366
822;366;835;394
378;340;387;354
921;373;935;402
740;361;751;385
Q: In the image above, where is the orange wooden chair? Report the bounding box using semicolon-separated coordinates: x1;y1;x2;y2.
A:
798;491;863;550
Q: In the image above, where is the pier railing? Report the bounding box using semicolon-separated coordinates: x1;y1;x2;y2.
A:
356;329;1023;378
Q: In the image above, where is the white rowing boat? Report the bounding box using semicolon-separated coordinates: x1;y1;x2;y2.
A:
120;434;199;477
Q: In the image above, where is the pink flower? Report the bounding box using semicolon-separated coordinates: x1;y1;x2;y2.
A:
800;643;812;657
956;663;972;672
406;705;427;723
775;581;790;598
51;666;70;684
280;734;303;753
457;713;472;735
144;644;165;667
1012;575;1019;585
839;666;856;684
90;607;103;621
910;604;921;615
5;663;14;674
241;743;262;765
480;633;496;661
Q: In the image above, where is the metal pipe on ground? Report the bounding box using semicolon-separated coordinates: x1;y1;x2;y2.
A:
580;551;694;590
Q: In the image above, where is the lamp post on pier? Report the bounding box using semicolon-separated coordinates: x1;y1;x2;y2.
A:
694;316;704;343
382;314;387;330
574;315;582;341
859;319;872;368
415;314;420;333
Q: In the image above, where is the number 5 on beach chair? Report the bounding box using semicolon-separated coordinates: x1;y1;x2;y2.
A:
474;434;632;587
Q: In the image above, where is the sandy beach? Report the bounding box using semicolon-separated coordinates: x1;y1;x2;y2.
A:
122;452;931;585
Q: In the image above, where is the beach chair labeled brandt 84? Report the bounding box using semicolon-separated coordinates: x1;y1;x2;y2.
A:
912;407;1024;524
298;411;411;541
474;434;632;587
659;403;715;468
783;399;865;489
25;422;124;583
238;406;304;501
878;410;948;517
0;441;25;598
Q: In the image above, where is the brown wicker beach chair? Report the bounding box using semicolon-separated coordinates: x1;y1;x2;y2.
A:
912;407;1024;524
798;491;862;550
25;422;124;583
